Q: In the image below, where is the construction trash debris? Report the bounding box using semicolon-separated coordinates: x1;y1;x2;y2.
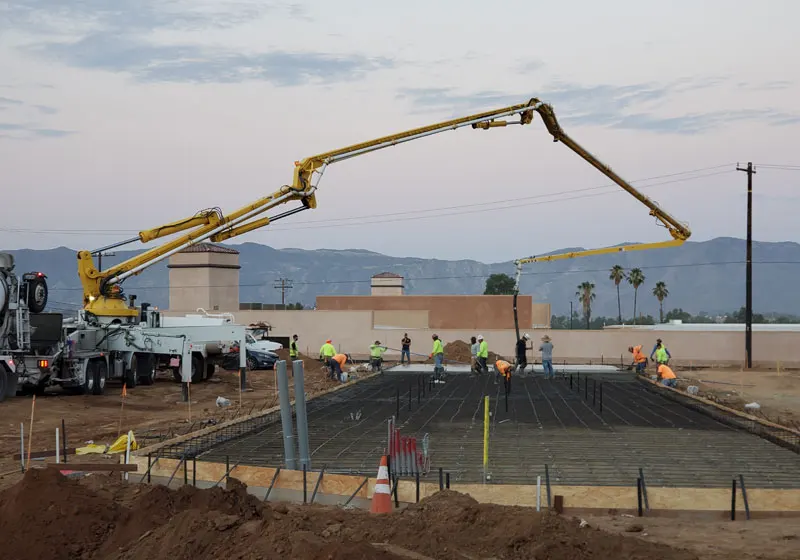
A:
745;402;761;410
216;396;232;407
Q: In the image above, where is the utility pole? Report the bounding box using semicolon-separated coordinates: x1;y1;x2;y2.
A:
273;277;293;307
569;301;573;330
96;251;116;271
737;162;756;369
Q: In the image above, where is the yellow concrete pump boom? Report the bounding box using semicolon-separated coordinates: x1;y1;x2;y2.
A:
78;99;543;318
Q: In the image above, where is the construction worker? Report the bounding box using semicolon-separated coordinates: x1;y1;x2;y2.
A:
650;338;671;364
370;340;388;372
290;334;299;360
657;363;677;388
319;339;336;374
470;336;479;373
516;333;530;374
654;341;670;366
476;334;489;374
539;335;554;379
495;359;513;383
430;334;444;376
330;353;348;381
401;333;411;365
629;345;647;373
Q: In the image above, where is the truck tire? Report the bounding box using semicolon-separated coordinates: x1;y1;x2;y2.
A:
92;358;107;395
191;354;204;384
83;361;96;395
205;362;215;380
125;354;138;389
172;367;182;383
26;276;48;314
136;353;156;386
0;369;7;403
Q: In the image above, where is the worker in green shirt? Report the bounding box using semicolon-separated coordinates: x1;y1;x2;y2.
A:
476;334;489;374
319;339;336;374
369;340;388;372
430;334;444;375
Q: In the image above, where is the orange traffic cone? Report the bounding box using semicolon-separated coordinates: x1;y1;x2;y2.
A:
370;455;392;514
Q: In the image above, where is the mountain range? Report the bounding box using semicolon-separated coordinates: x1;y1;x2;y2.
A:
4;237;798;318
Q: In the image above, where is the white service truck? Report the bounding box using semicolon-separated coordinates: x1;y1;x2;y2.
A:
1;252;246;402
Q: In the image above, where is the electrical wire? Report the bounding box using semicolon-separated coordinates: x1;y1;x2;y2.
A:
0;164;736;236
43;259;800;293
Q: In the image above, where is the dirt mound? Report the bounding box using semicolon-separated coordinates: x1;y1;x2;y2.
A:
0;469;701;560
274;348;328;374
0;467;121;560
425;340;508;366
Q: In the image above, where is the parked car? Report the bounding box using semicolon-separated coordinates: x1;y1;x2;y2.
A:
221;346;278;371
245;332;282;353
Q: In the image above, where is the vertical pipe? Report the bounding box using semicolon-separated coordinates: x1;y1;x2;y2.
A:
637;478;643;517
536;475;541;512
20;423;25;473
147;453;152;483
439;467;444;490
446;472;450;489
276;360;297;470
731;478;737;521
183;458;188;485
483;395;489;482
55;428;60;464
62;418;68;464
192;457;196;487
416;471;420;503
739;474;751;520
569;374;573;389
544;464;552;508
639;467;650;511
293;360;311;469
303;464;307;504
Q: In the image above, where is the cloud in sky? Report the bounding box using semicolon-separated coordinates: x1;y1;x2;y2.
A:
6;1;390;86
397;80;800;134
0;122;74;138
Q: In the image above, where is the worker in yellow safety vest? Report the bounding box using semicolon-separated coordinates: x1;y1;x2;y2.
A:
290;334;299;360
319;339;336;375
370;340;388;372
476;334;489;374
430;334;444;375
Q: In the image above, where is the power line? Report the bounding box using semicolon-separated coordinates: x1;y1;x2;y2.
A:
273;277;293;305
0;164;737;236
44;259;800;292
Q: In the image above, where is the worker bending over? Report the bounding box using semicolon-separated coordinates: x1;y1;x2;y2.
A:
330;353;348;382
657;363;677;388
319;339;336;374
370;340;388;372
476;334;489;374
495;359;513;384
628;345;647;373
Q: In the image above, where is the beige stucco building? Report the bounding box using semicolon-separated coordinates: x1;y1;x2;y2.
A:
164;244;800;367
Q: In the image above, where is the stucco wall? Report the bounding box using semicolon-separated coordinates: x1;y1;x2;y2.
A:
168;251;239;312
162;308;800;367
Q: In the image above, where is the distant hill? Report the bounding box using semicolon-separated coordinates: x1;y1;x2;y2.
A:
4;237;798;317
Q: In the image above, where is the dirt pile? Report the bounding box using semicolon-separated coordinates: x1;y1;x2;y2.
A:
274;348;328;374
1;470;701;560
426;339;507;366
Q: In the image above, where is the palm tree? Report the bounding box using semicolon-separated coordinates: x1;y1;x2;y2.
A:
652;281;669;323
609;265;625;324
627;268;645;325
576;281;596;329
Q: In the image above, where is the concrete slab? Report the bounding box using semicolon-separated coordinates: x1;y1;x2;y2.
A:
199;373;800;489
384;364;621;374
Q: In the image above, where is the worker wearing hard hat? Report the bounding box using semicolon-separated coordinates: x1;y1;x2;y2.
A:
319;339;336;375
657;363;677;388
516;333;530;374
370;340;388;372
330;353;348;381
476;335;489;374
495;359;513;384
629;345;647;373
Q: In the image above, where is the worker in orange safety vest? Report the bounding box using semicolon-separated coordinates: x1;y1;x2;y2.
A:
628;345;648;373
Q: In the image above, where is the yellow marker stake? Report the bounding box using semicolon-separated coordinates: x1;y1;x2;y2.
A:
483;396;489;482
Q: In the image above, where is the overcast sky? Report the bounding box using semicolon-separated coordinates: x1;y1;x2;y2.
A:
1;0;799;263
